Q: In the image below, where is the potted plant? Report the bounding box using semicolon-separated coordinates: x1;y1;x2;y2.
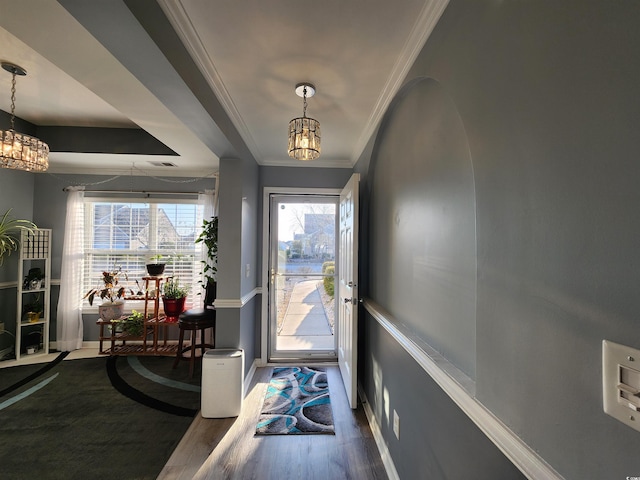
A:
114;309;145;337
0;209;36;266
83;266;127;321
195;216;218;305
145;254;166;276
162;276;189;321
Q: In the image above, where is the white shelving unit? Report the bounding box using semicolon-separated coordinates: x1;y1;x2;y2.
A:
15;229;51;360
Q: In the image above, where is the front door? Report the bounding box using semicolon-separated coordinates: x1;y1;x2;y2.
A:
338;174;359;409
268;195;338;361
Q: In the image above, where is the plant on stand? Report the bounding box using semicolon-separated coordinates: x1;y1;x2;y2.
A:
114;310;145;336
83;266;127;321
162;276;189;322
145;254;166;277
195;216;218;305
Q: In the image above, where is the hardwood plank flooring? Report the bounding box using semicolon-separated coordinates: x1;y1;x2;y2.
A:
159;366;388;480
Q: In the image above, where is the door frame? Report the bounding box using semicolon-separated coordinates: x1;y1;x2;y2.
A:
260;187;342;366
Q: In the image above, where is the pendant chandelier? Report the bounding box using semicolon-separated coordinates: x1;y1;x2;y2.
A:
0;62;49;172
288;83;321;161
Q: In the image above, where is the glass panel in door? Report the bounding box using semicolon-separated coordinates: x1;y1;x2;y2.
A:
269;195;338;361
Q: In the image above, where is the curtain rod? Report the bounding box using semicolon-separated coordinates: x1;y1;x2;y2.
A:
62;188;206;196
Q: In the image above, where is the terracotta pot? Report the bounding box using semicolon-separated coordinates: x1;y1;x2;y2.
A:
98;302;125;321
162;296;186;321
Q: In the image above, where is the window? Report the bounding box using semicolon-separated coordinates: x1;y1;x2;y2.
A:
82;198;204;310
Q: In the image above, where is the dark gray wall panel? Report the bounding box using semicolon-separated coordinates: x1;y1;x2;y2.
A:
259;166;352;190
369;78;476;378
362;311;524;480
0;169;34;352
357;0;640;477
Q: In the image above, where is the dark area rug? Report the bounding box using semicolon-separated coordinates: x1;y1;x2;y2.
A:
256;366;334;435
0;354;201;480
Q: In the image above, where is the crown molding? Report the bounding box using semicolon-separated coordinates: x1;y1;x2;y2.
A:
259;156;353;169
350;0;450;166
157;0;263;163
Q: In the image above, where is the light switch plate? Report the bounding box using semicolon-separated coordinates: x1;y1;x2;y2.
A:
603;339;640;432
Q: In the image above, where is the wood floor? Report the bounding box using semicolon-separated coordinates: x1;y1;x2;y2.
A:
158;366;388;480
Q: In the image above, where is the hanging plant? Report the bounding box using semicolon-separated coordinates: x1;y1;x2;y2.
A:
0;209;36;266
195;216;218;286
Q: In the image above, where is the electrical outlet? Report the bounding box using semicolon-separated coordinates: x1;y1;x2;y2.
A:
393;409;400;439
245;263;250;278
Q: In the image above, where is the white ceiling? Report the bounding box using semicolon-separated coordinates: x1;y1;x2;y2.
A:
0;0;447;176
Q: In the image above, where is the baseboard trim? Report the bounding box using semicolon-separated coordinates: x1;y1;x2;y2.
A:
244;358;258;398
362;298;563;480
359;385;400;480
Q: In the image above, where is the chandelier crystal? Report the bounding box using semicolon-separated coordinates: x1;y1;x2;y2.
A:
0;62;49;172
288;83;321;161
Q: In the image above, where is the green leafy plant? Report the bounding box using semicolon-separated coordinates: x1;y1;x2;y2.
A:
0;209;36;266
83;266;127;305
115;310;145;336
163;276;189;299
323;265;335;298
195;216;218;287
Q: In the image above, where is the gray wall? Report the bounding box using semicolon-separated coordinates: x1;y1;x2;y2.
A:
357;0;640;478
257;166;353;277
0;169;35;351
216;156;260;372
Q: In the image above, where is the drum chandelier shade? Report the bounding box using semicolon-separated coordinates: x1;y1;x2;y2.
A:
0;62;49;172
288;83;321;161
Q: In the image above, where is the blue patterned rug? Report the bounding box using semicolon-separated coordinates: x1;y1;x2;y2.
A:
256;366;335;435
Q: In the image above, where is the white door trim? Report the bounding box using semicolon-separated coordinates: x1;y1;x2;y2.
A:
260;187;342;366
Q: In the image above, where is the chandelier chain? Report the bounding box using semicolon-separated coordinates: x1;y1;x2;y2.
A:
9;72;16;131
303;86;308;118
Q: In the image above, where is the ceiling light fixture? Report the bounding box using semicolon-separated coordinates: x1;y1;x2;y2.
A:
288;83;321;161
0;62;49;172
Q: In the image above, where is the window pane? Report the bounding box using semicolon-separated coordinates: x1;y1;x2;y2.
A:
84;200;204;310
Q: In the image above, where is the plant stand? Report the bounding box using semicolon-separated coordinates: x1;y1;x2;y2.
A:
96;276;180;356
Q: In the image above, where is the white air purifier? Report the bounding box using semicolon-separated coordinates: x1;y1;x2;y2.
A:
201;349;244;418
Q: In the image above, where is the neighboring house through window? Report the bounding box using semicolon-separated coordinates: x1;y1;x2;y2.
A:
83;199;204;311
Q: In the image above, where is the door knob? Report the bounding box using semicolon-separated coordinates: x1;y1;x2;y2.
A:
344;297;352;304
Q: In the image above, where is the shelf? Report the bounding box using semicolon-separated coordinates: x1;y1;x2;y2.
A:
100;343;179;356
22;288;46;294
15;229;51;361
20;319;47;326
22;350;49;358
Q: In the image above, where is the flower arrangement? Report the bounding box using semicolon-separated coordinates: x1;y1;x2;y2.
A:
84;266;127;305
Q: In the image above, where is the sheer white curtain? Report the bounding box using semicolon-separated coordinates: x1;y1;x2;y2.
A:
57;186;85;351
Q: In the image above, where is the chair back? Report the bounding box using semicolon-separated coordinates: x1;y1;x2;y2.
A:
204;280;217;307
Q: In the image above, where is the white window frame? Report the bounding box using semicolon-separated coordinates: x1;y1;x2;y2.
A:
82;196;205;314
